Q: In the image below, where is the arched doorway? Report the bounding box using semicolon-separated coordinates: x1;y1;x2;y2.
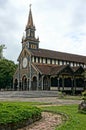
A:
51;77;58;87
22;75;27;90
76;78;84;87
51;77;58;90
64;77;72;87
43;76;50;90
59;78;62;87
14;79;18;90
32;76;37;90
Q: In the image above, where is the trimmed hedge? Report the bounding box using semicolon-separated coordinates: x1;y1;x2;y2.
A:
0;103;42;129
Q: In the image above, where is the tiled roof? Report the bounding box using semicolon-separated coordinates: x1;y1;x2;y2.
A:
33;63;85;75
50;65;67;75
30;48;86;63
33;63;54;75
72;66;80;72
72;66;84;74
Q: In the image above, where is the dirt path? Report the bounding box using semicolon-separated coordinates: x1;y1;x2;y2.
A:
18;112;62;130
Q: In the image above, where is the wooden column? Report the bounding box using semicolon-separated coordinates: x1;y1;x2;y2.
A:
41;76;44;90
74;77;76;91
37;74;39;90
62;76;64;91
48;77;51;90
57;77;60;91
71;77;75;95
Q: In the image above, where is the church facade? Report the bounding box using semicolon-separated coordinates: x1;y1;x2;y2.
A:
13;6;86;93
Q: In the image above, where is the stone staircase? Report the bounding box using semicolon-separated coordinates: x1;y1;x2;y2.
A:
0;91;58;98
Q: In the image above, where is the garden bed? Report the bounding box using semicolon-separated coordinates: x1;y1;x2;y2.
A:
0;102;42;130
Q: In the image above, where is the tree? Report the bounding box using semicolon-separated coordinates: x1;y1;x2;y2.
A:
0;59;17;90
0;44;6;59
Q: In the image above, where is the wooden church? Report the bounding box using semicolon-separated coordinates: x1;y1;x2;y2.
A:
13;6;86;93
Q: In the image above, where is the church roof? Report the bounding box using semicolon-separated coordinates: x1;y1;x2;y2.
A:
33;63;84;75
33;63;66;75
30;48;86;63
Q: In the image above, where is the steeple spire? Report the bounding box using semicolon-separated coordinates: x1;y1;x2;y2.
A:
26;4;34;29
23;4;39;50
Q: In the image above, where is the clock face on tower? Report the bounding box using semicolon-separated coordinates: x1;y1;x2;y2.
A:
23;57;28;68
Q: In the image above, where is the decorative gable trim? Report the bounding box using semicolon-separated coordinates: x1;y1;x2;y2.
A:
17;47;31;61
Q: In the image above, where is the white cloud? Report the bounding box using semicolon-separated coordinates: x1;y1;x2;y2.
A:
0;0;86;63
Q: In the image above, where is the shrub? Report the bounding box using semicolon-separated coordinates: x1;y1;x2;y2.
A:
82;91;86;101
0;103;42;129
78;91;86;113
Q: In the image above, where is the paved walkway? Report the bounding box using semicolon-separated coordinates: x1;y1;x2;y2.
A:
0;97;81;105
18;112;62;130
0;91;81;105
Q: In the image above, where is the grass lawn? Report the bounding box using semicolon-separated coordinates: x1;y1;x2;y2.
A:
42;105;86;130
58;94;82;100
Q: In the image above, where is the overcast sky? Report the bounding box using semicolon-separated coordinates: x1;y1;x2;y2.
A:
0;0;86;63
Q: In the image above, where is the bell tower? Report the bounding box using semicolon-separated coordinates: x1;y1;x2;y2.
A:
22;4;39;49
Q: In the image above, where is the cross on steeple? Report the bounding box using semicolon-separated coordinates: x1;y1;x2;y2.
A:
29;4;32;8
